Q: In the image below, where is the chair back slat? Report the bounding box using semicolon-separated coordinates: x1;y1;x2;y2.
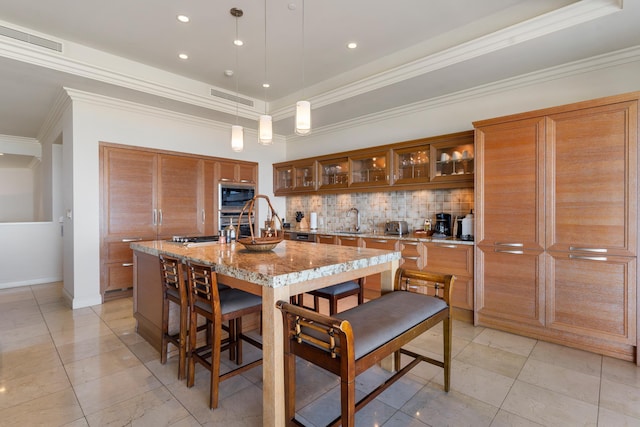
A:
159;254;187;300
187;262;221;319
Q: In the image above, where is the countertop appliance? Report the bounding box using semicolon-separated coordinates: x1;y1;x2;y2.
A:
434;213;451;237
219;183;255;237
170;235;219;243
384;220;409;235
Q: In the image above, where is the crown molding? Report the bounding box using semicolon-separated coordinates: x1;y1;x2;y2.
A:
272;0;622;119
288;44;640;141
37;87;71;143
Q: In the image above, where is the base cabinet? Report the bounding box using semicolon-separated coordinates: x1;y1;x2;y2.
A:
423;242;474;313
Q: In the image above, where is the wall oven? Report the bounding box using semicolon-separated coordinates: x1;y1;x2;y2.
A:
219;183;256;237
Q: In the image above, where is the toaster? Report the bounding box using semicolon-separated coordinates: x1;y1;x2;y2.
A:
384;220;409;235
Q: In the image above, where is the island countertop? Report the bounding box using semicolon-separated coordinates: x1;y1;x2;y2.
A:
130;239;401;288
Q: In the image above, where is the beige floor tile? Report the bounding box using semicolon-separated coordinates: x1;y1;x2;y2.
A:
404;328;471;358
602;356;640;389
517;358;600;404
431;359;514;407
65;346;142;386
455;341;528;378
42;307;102;333
0;388;83;426
382;411;431;426
128;339;161;363
0;287;35;304
529;340;602;377
501;380;598;426
599;377;640;419
0;330;53;353
50;321;114;347
169;415;203;426
0;364;71;410
452;319;486;341
85;386;190;426
472;328;537;357
145;357;183;386
38;299;73;314
56;333;127;364
0;321;50;346
401;385;498;427
597;407;640;427
0;337;60;381
103;315;137;334
31;282;66;305
74;364;162;415
0;302;43;332
63;417;90;427
490;410;544;426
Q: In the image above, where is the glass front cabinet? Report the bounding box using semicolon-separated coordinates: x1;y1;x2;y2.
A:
349;151;390;187
274;160;317;195
318;157;349;190
392;145;430;185
430;140;474;181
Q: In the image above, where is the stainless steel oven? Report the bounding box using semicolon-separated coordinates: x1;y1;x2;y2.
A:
219;183;256;237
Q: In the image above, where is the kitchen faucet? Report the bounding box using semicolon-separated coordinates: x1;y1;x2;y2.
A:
347;207;360;232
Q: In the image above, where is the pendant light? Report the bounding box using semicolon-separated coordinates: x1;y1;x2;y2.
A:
258;0;273;145
230;8;244;152
295;0;311;136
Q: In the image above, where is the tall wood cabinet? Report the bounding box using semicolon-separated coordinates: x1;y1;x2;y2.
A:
100;143;258;301
474;92;639;362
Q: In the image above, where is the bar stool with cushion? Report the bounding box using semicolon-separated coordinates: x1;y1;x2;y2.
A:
186;261;263;409
308;277;364;315
159;254;189;380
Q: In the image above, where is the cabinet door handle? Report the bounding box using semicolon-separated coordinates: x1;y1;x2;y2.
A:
402;256;420;260
202;209;205;224
569;254;608;261
240;179;251;183
494;249;524;255
495;242;524;247
341;237;357;241
403;241;419;246
569;247;607;253
436;244;458;249
159;209;163;225
372;239;389;243
121;237;142;243
152;209;157;226
220;178;231;182
121;263;134;267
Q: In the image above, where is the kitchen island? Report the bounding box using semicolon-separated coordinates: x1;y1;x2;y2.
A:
131;239;401;427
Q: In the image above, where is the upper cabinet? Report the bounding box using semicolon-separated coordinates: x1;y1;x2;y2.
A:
274;159;317;194
217;159;257;184
273;130;474;195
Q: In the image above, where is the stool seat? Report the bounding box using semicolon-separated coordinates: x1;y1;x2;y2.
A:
307;278;364;315
310;280;360;297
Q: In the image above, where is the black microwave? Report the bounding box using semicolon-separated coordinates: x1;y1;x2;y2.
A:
219;184;255;209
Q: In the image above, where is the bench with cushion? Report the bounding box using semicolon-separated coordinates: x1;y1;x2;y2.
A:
276;268;454;427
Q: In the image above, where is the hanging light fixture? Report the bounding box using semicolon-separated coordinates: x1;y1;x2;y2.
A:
258;0;273;145
295;0;311;135
230;7;244;152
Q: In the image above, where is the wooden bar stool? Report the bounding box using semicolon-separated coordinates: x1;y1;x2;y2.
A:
308;277;364;315
186;261;263;409
159;254;189;380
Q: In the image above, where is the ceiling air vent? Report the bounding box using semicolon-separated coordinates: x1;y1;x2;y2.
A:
210;88;254;107
0;25;62;52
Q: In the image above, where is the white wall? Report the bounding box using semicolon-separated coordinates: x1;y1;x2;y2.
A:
0;168;34;221
66;93;286;307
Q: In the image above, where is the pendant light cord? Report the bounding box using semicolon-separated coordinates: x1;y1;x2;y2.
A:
264;0;268;114
235;15;240;124
301;0;305;98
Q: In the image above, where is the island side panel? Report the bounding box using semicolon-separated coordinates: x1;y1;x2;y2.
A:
133;249;163;351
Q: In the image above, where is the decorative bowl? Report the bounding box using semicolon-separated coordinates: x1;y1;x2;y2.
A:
237;237;282;252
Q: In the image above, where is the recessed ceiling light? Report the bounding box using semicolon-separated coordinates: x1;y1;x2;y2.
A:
262;83;270;88
0;153;4;156
234;39;244;46
347;42;357;49
178;53;189;60
177;15;190;23
224;69;234;77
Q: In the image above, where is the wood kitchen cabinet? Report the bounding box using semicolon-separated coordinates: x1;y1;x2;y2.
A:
273;130;474;195
274;160;316;195
399;240;425;270
316;234;337;245
100;143;257;301
217;159;257;184
474;91;639;362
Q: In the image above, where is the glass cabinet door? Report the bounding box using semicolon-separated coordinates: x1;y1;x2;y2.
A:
274;166;293;193
392;145;430;184
318;158;349;189
293;162;316;191
349;151;389;187
431;141;474;180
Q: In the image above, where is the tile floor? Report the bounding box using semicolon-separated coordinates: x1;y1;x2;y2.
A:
1;282;639;426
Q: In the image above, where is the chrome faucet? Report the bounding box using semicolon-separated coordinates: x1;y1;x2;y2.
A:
347;207;360;232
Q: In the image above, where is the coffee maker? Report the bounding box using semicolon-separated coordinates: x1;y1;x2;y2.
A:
434;213;452;237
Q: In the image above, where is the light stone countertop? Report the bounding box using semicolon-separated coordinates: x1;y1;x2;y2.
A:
131;239;401;288
282;229;475;245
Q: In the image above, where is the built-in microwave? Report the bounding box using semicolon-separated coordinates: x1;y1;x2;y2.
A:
219;183;255;210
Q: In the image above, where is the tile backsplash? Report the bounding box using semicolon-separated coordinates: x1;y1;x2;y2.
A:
284;189;474;233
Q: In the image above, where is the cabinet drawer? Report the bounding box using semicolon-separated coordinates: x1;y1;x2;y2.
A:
362;237;399;251
316;234;337;244
424;243;473;276
104;240;139;263
338;236;361;247
400;240;425;270
104;262;134;292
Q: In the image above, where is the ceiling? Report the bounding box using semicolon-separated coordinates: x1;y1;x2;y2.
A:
0;0;638;150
